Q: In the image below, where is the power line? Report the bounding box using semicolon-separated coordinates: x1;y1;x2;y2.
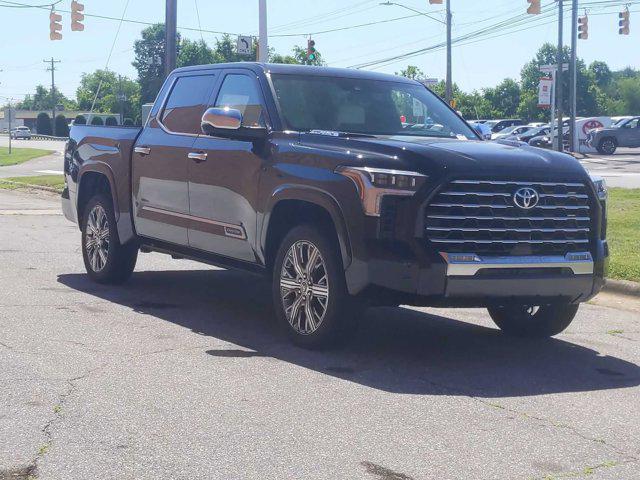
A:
348;0;640;70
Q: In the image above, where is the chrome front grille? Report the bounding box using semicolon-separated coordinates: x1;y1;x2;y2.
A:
424;179;593;256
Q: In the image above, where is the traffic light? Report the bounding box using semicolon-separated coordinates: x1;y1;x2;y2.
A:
49;10;62;40
307;39;317;62
71;1;85;32
619;9;630;35
578;15;588;40
527;0;541;15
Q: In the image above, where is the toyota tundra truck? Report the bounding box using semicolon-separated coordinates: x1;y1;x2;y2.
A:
62;63;608;348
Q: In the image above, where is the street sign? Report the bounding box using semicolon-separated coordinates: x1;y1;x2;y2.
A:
539;63;569;73
537;77;553;108
236;36;253;55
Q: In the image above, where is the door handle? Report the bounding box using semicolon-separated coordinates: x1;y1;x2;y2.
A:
134;146;151;156
188;152;208;163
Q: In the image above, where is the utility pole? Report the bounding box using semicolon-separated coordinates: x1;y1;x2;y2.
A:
445;0;452;105
556;0;564;152
569;0;578;152
258;0;268;62
44;58;61;135
165;0;177;78
7;98;12;155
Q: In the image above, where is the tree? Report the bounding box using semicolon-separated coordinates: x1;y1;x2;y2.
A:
55;114;69;137
16;85;75;111
91;116;104;126
105;116;118;126
483;79;521;118
74;115;87;125
178;39;216;67
132;24;178;104
76;70;140;120
397;65;424;80
36;112;51;135
589;61;612;89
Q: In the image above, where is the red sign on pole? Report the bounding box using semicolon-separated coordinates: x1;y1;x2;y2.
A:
537;77;553;108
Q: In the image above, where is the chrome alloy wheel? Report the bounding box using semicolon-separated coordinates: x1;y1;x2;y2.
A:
85;205;110;272
280;240;329;335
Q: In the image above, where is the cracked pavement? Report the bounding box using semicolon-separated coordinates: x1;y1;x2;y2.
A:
1;189;639;480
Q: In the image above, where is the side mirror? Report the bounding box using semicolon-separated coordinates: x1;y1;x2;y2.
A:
201;107;268;142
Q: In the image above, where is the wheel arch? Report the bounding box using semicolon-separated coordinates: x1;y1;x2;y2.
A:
261;185;353;272
77;166;118;227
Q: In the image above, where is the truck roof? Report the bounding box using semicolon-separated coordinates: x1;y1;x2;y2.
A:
172;62;418;84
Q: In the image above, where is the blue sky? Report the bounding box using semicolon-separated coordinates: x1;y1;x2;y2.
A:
0;0;638;102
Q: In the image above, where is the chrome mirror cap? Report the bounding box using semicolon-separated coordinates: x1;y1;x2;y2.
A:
201;107;242;132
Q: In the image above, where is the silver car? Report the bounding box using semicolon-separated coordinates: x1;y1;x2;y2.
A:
10;126;32;140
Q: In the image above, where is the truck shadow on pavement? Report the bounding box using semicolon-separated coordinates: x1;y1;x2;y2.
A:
58;268;640;397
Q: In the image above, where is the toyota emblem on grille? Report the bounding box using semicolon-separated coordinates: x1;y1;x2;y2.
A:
513;187;539;209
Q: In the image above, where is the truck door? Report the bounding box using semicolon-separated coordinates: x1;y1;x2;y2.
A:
132;73;217;246
187;70;269;262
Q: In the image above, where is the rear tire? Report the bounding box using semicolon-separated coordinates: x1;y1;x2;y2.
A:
81;194;138;285
488;304;579;338
272;224;361;349
597;138;617;155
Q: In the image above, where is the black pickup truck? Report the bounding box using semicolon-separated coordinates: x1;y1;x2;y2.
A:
62;62;608;348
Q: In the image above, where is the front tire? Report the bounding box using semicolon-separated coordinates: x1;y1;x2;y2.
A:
81;194;138;284
272;224;361;349
488;304;579;338
597;138;617;155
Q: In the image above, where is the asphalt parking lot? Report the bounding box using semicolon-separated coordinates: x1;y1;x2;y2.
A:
1;189;639;480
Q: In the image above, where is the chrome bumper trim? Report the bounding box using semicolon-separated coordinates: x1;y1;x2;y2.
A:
441;252;594;277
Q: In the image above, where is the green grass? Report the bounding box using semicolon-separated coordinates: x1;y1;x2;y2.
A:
0;174;65;193
607;188;640;283
0;147;54;166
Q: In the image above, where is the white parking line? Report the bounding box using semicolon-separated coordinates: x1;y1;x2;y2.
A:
35;170;64;175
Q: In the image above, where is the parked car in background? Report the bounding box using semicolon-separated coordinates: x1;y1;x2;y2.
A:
514;126;550;143
10;126;32;140
529;127;570;150
484;118;525;133
587;116;640;154
611;116;633;127
469;121;492;140
491;125;533;140
528;122;547;128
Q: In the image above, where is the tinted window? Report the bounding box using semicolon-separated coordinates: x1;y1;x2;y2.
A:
162;75;216;134
214;74;265;127
271;74;476;139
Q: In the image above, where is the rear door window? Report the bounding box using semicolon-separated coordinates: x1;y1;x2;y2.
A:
161;74;217;135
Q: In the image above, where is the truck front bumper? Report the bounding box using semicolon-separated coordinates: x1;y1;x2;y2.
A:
345;240;608;307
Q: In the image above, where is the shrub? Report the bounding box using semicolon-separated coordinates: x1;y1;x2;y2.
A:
36;112;52;135
74;115;87;125
90;116;104;126
105;116;118;126
123;118;134;126
55;115;69;137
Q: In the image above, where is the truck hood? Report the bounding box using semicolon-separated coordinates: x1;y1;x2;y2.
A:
302;134;588;180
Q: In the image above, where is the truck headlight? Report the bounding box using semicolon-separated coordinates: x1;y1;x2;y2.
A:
590;175;607;201
336;166;427;216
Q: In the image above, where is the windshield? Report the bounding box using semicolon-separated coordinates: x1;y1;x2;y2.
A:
270;74;477;139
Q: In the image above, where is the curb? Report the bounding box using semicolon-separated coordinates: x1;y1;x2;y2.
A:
603;279;640;298
0;179;61;194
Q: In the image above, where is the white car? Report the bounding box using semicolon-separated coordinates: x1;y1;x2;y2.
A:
491;125;533;140
10;126;32;140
